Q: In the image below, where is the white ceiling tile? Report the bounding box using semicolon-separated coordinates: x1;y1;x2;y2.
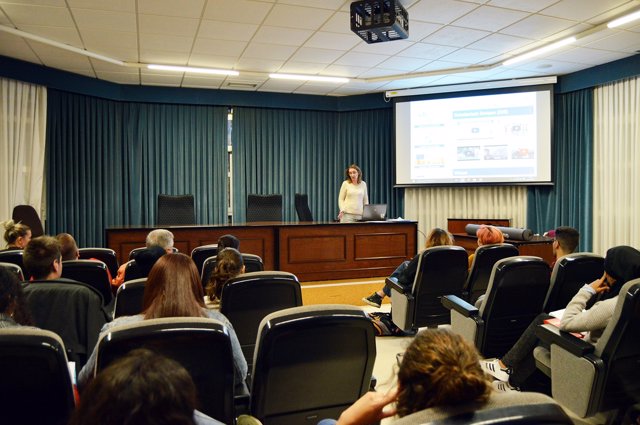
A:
139;50;190;64
4;0;66;6
67;0;135;12
289;47;345;63
198;20;259;41
278;61;327;74
352;39;414;55
139;33;193;53
90;59;134;73
406;21;443;42
0;38;42;63
188;54;237;68
235;57;283;72
320;11;352;34
253;26;313;46
452;5;529;32
507;58;590;74
334;51;388;67
357;67;409;78
259;78;304;92
304;31;361;50
376;56;429;71
580;30;640;53
181;74;225;88
80;29;138;52
140;71;184;85
397;42;457;59
540;0;633;22
279;0;345;11
2;4;74;27
0;13;10;25
408;0;479;25
486;0;558;13
380;74;448;89
17;25;82;46
263;4;333;30
191;38;246;57
31;46;92;68
467;33;531;53
546;46;631;65
322;63;370;77
138;0;204;18
500;14;577;40
203;0;272;24
440;47;500;64
242;42;297;60
96;71;140;84
138;14;199;37
421;26;491;48
72;8;137;32
415;59;477;72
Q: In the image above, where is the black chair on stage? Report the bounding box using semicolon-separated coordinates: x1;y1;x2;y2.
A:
12;204;44;237
157;194;195;225
246;194;282;222
61;259;114;307
0;249;29;280
78;247;119;279
191;244;219;275
0;261;24;281
294;193;313;222
0;328;76;425
464;243;519;304
113;278;146;319
543;252;604;313
201;254;264;289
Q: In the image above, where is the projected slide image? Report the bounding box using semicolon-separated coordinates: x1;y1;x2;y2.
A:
483;145;508;160
457;146;481;161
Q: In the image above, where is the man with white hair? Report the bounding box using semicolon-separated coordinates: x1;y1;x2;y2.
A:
111;229;175;288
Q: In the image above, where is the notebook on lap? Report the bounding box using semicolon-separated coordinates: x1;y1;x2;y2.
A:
360;204;387;221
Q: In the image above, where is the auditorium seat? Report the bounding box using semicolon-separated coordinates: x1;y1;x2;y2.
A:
95;317;237;425
201;253;264;289
464;243;519;304
250;305;376;425
191;244;218;275
220;271;302;370
0;261;24;281
443;256;550;358
534;278;640;421
12;204;44;238
78;247;119;279
61;259;114;307
0;249;29;280
389;245;468;332
246;194;282;222
294;193;313;222
543;252;604;313
128;246;178;260
157;193;195;225
0;328;75;425
113;278;146;319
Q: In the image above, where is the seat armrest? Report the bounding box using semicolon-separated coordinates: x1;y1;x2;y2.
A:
386;277;407;295
441;295;479;318
535;324;595;357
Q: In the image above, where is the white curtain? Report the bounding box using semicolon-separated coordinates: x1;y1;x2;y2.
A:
404;186;527;248
0;77;47;223
593;77;640;254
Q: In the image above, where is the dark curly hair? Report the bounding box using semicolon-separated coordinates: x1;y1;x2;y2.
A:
205;248;244;301
0;266;34;325
396;329;491;417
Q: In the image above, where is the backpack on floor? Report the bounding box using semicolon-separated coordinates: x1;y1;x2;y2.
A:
368;312;406;336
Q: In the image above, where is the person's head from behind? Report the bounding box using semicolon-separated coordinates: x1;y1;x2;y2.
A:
143;253;205;319
69;348;197;425
56;233;80;261
146;229;175;254
425;228;453;248
134;245;167;277
217;234;240;251
0;266;33;325
553;226;579;257
396;329;491;417
206;248;244;301
23;236;63;280
2;220;31;249
601;245;640;300
345;163;363;184
476;225;504;246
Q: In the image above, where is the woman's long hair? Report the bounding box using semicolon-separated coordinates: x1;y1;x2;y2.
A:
425;228;454;248
142;253;205;319
0;267;34;325
205;248;244;301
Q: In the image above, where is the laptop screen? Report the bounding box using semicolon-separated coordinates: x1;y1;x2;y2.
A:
362;204;387;221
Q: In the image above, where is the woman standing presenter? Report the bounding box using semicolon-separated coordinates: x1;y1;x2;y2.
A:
338;164;368;223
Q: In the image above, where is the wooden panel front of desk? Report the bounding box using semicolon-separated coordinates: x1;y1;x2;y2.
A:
279;222;417;281
453;234;554;265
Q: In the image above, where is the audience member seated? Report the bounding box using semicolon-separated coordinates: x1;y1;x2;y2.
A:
468;225;504;270
363;228;454;308
125;245;167;281
0;266;34;328
69;348;225;425
319;329;558;425
57;232;114;282
481;245;640;391
549;226;580;269
205;248;245;308
111;229;174;288
218;234;240;250
78;253;247;392
1;220;31;250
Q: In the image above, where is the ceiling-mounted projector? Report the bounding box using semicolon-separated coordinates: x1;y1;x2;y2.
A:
350;0;409;44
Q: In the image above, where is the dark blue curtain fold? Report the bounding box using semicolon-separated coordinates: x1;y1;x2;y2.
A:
232;107;400;223
47;90;228;247
526;89;593;251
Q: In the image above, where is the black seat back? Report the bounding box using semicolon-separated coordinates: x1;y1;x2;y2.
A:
96;317;235;425
465;244;519;304
0;261;24;281
221;271;302;369
250;305;376;425
61;259;113;305
78;247;119;278
113;278;146;318
413;246;469;327
294;193;313;222
12;204;44;237
201;253;264;289
427;403;572;425
0;249;29;280
0;328;75;425
544;253;604;312
479;256;550;358
157;194;195;225
191;244;218;275
247;194;282;222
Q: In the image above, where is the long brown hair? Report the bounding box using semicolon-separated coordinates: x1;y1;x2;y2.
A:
396;329;491;417
425;228;453;248
205;248;244;301
142;253;205;319
344;163;363;184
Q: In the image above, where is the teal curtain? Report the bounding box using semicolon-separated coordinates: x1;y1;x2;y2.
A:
47;90;228;247
232;107;400;223
526;89;593;251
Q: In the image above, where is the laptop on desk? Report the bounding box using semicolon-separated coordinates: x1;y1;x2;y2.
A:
359;204;387;221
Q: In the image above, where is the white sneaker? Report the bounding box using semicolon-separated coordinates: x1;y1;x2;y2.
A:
480;358;511;382
492;380;519;392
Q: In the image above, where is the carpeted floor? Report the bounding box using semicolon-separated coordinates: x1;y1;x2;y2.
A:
300;277;392;306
